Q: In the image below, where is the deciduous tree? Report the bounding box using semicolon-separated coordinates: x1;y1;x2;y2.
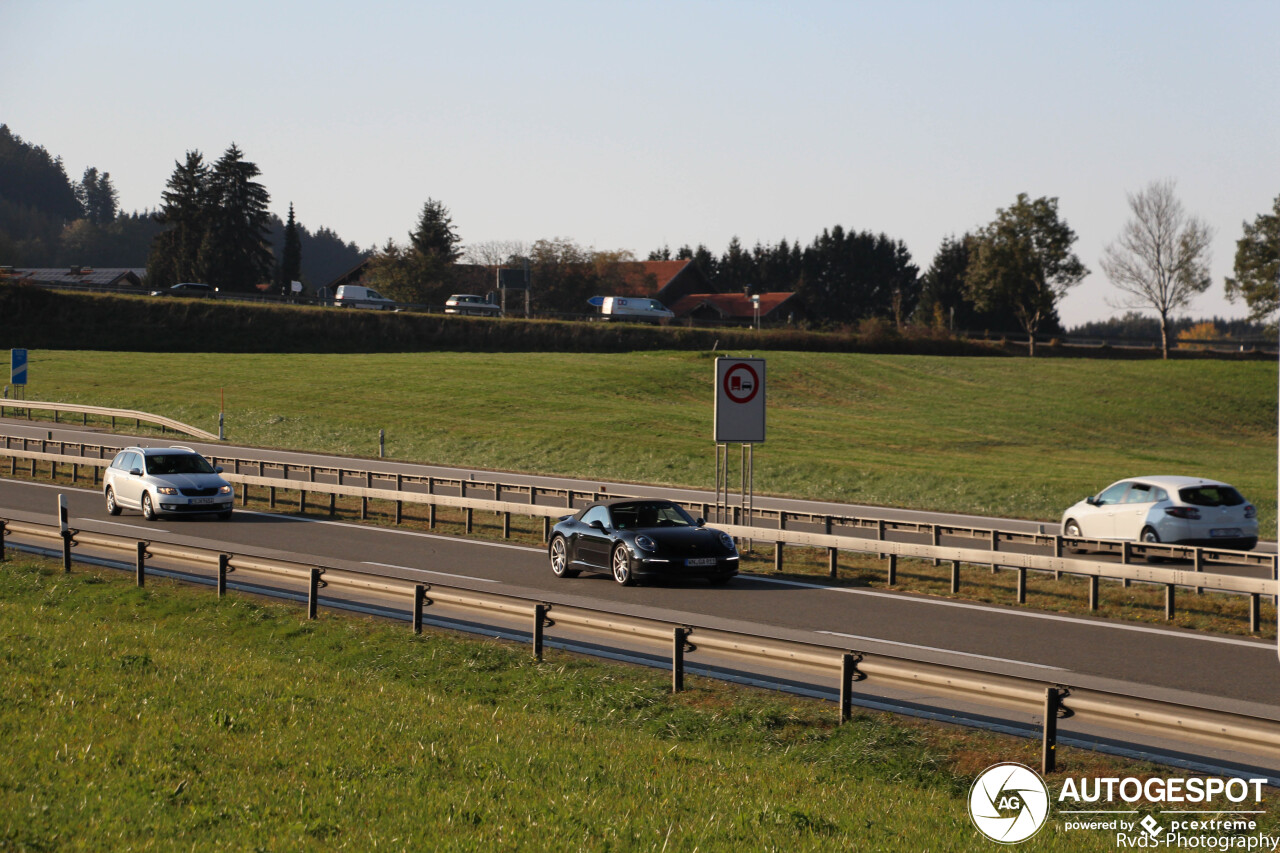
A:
965;194;1087;356
1100;180;1212;359
1225;194;1280;328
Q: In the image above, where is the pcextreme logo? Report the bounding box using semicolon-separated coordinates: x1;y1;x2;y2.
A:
969;763;1052;844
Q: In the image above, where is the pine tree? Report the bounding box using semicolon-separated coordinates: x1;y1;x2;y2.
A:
147;152;210;288
279;202;302;294
201;144;273;292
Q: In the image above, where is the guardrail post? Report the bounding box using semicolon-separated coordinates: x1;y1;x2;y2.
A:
240;485;249;506
269;486;277;509
672;627;691;693
1016;567;1027;604
1193;547;1204;595
886;553;897;585
950;560;961;593
502;512;511;539
308;568;322;620
1088;575;1099;611
1249;593;1260;633
990;530;1000;573
542;516;551;542
0;520;6;561
533;604;551;661
1165;584;1176;621
931;525;941;566
299;490;306;514
57;495;71;573
839;653;861;723
328;493;336;517
465;507;473;534
360;496;368;520
413;584;426;635
1041;687;1068;774
827;547;838;578
217;554;229;598
135;541;147;587
774;542;784;572
428;503;437;530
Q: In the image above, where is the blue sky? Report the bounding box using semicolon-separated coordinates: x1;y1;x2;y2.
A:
4;0;1277;326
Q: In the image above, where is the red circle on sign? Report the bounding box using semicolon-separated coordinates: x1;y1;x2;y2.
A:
723;363;760;404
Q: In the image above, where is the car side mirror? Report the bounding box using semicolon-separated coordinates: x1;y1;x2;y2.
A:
695;518;706;527
1085;496;1098;506
589;520;606;531
129;468;142;477
214;466;224;474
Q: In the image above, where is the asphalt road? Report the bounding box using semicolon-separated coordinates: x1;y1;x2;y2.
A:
4;475;1275;713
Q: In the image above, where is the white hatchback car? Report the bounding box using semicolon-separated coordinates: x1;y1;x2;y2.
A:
1061;476;1258;551
104;446;235;520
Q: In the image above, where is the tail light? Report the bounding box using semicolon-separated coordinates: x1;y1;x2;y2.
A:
1165;507;1200;520
1245;505;1257;519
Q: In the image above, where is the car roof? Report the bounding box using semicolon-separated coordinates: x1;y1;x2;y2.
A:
1111;475;1233;490
123;445;203;456
579;498;679;511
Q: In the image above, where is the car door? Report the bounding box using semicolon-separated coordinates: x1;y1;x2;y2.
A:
1079;481;1131;538
574;505;615;568
115;451;145;506
1116;482;1157;540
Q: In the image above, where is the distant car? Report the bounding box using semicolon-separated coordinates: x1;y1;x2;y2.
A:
548;498;738;586
444;294;502;316
151;282;215;297
1061;476;1258;551
334;285;395;310
103;446;234;521
600;296;674;323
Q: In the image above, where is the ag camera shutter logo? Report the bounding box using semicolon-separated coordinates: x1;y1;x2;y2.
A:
969;762;1051;844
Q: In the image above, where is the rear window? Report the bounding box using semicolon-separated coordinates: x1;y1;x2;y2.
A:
1179;486;1245;507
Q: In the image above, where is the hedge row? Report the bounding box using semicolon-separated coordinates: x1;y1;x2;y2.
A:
0;285;1002;356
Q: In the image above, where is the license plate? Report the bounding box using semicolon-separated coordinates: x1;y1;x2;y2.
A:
1210;528;1242;537
192;498;215;505
686;557;717;567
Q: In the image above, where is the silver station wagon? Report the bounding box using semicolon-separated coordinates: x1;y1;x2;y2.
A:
104;446;235;520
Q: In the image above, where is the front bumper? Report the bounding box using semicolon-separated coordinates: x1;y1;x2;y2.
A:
157;499;234;515
630;553;739;580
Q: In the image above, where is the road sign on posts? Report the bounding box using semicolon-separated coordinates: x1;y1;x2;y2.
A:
10;349;27;386
714;357;765;443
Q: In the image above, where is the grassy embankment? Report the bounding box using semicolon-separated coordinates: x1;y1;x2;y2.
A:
21;349;1277;534
4;555;1254;851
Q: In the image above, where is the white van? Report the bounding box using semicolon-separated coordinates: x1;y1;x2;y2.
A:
334;285;395;310
600;296;674;323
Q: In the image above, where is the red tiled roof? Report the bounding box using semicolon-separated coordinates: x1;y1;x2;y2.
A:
670;292;797;319
617;260;694;297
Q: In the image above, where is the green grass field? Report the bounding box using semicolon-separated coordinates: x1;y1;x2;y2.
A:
22;349;1276;535
4;555;1234;851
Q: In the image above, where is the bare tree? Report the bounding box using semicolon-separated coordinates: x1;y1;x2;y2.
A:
463;239;528;268
1100;180;1213;359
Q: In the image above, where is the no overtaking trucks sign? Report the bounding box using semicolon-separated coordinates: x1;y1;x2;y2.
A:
714;357;765;443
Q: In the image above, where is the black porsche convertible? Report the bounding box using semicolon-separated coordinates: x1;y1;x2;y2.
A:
548;498;739;586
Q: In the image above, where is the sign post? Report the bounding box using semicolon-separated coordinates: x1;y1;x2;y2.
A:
713;357;765;529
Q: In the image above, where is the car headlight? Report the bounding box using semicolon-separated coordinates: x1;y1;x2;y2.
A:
219;485;233;495
634;535;657;552
718;532;735;550
156;487;178;495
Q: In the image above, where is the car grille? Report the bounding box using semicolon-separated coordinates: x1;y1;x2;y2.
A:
179;487;220;497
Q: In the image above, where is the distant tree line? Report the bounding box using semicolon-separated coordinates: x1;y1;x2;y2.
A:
0;125;365;289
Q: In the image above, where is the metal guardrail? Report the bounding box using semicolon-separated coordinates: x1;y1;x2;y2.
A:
0;401;218;441
0;439;1275;629
3;513;1278;775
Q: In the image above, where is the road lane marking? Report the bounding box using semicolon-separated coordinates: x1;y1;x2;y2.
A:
817;630;1068;670
748;575;1272;649
234;511;545;552
363;562;500;583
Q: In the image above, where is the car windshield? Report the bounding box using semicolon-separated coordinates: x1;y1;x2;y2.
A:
145;453;216;476
610;501;695;530
1179;486;1245;507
